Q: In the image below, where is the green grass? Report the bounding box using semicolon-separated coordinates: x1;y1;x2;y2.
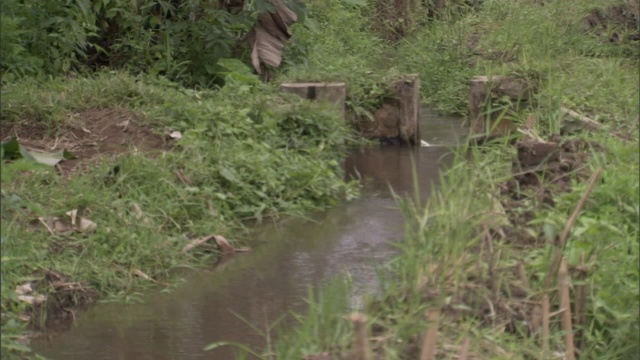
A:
1;0;638;358
267;0;640;359
0;71;361;358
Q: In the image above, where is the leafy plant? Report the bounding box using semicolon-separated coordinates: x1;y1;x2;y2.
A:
0;0;309;87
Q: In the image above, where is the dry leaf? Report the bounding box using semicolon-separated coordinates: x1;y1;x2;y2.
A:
248;0;297;73
17;294;47;305
213;235;235;254
181;234;251;254
66;209;78;226
133;269;155;282
38;216;72;234
38;212;96;234
131;203;144;220
15;283;33;296
181;234;216;254
78;217;97;233
54;219;71;232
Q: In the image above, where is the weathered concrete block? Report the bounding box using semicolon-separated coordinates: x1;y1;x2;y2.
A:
356;74;421;145
279;82;347;118
395;74;421;145
468;75;534;137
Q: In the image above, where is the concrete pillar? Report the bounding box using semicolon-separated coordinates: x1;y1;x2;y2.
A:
394;74;421;145
355;74;421;145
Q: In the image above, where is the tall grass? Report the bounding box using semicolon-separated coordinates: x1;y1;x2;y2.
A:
272;0;639;359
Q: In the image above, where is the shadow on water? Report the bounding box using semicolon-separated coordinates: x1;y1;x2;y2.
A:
31;108;467;360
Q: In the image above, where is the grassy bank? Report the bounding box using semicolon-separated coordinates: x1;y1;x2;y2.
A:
271;0;639;359
1;0;637;358
0;71;361;357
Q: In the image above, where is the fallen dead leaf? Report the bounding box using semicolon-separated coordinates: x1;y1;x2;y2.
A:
213;235;235;254
36;211;97;234
17;294;47;305
66;209;78;226
38;216;72;234
78;217;97;233
15;283;33;296
181;234;216;254
133;269;156;283
180;234;252;254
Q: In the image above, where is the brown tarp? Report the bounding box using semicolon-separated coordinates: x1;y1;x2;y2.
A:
247;0;298;74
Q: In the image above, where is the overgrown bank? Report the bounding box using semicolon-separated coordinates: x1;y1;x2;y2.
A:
1;0;638;359
271;0;639;359
0;71;361;357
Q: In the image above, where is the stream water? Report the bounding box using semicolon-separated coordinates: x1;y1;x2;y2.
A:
31;109;467;360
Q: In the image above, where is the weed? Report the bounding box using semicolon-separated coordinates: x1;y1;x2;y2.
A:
0;71;360;357
271;0;639;359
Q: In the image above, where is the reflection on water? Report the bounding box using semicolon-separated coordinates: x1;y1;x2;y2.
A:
31;109;466;360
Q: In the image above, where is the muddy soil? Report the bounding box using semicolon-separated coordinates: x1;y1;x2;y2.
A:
499;135;602;244
29;270;100;332
583;1;640;42
1;108;168;174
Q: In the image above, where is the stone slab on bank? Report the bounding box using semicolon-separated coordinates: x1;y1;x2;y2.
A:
468;75;535;137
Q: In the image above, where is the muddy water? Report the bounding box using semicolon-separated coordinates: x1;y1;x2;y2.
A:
31;109;466;360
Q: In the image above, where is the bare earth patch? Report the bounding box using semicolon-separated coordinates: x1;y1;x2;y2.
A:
583;1;640;42
1;108;169;173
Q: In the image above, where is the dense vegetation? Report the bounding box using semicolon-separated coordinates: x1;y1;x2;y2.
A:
1;0;312;86
1;0;638;359
0;1;356;358
273;0;639;359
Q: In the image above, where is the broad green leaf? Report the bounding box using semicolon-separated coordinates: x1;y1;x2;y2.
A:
217;58;253;75
1;139;76;166
225;72;260;85
27;149;75;166
1;139;20;159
